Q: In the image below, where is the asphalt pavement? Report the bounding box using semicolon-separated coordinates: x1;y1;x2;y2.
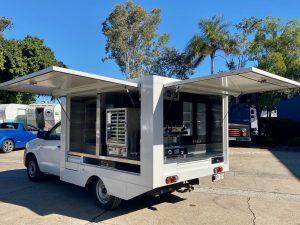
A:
0;147;299;225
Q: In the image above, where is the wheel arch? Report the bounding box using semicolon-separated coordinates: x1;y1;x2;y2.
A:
25;152;38;167
0;137;15;146
85;175;100;188
0;137;15;152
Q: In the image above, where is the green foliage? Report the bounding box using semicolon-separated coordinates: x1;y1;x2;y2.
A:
0;17;13;34
0;17;13;70
0;35;65;104
185;15;236;74
149;47;194;80
258;118;300;146
248;16;300;79
226;17;262;70
257;92;281;116
102;1;169;79
259;52;287;75
287;59;300;81
0;36;4;70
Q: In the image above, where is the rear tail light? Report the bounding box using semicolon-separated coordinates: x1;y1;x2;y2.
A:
214;166;223;174
165;175;178;184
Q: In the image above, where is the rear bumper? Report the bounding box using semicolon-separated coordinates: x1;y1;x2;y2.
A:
229;137;251;142
159;156;227;188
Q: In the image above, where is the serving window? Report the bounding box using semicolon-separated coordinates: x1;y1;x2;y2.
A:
69;96;97;155
163;91;223;163
68;92;141;173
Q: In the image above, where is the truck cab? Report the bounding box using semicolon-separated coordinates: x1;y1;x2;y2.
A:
25;122;61;178
228;104;258;144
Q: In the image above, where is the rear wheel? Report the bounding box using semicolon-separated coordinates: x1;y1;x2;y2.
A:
1;139;14;153
26;156;43;182
93;178;122;210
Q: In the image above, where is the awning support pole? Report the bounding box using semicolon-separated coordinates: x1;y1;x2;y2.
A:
51;96;70;122
125;86;136;108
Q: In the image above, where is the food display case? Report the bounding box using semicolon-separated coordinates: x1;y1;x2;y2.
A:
106;108;140;159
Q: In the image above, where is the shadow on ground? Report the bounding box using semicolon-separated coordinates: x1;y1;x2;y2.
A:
0;169;185;223
268;148;300;180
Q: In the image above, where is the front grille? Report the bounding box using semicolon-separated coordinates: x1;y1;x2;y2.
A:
229;128;241;137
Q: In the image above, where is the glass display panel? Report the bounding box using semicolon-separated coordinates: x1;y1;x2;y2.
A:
164;92;224;163
183;102;193;136
211;103;223;143
69;96;97;155
197;103;206;141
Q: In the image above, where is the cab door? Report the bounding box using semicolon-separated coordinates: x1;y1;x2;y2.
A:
38;123;61;176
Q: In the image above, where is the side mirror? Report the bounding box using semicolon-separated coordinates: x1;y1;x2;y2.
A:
37;130;48;139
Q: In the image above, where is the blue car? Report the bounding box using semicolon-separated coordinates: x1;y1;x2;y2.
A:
0;122;39;153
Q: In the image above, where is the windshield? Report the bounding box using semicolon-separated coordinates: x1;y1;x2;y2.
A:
0;123;18;130
229;106;250;123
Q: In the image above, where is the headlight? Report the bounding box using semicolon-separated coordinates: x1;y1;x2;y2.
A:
241;128;247;137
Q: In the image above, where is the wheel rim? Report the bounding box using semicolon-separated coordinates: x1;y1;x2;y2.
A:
28;160;36;178
3;140;14;152
96;181;110;204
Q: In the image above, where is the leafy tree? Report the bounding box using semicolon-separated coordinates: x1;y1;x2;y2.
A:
226;17;262;70
0;36;65;104
0;17;13;70
248;16;300;79
102;1;169;79
257;92;281;117
0;17;13;35
185;15;236;75
246;17;300;105
149;47;194;80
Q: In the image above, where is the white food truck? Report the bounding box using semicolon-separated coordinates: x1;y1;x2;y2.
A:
26;104;61;130
0;66;299;209
0;104;27;124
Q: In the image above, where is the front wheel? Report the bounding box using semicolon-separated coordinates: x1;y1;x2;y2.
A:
26;156;43;182
1;139;14;153
93;179;122;210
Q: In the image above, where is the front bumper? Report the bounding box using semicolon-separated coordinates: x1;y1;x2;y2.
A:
229;137;251;142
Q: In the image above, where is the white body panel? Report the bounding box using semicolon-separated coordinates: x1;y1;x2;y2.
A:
25;138;60;176
250;106;258;132
4;66;299;201
260;110;278;118
0;104;28;123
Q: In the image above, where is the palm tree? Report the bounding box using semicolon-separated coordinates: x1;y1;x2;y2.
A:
185;15;236;75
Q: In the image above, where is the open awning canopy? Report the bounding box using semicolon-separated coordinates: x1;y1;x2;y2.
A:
165;67;300;96
0;67;299;98
0;66;139;97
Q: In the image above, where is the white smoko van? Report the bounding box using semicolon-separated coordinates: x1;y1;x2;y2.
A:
0;66;299;209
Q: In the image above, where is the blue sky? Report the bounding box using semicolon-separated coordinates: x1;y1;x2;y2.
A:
1;0;300;81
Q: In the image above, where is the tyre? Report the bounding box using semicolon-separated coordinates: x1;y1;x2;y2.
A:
93;178;122;210
1;139;14;153
26;156;43;182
